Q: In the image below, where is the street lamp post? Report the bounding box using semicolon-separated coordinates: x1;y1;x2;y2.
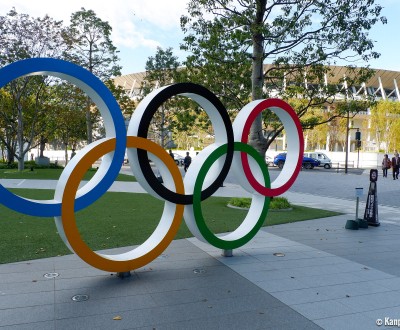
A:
345;109;350;174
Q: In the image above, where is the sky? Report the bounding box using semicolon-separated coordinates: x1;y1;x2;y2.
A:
1;0;399;76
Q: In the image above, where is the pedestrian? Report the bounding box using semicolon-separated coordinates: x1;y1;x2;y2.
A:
395;152;400;179
169;149;174;160
71;149;76;159
183;152;192;172
391;153;399;180
382;154;390;178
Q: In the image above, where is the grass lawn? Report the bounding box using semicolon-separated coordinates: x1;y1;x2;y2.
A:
0;168;136;181
0;189;340;264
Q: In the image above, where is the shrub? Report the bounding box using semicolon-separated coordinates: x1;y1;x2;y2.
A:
228;196;291;210
0;161;63;169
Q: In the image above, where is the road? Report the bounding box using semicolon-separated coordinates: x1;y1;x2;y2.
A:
120;161;399;208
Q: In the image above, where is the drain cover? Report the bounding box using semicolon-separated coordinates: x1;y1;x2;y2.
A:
193;268;206;274
273;252;285;257
71;294;89;302
43;272;59;279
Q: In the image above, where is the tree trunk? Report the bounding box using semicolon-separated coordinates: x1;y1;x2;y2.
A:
248;1;268;157
64;144;69;165
86;97;93;144
7;150;14;164
17;103;25;171
160;105;165;148
39;135;46;157
86;109;92;144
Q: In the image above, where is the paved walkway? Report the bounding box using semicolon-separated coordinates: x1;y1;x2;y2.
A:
0;177;399;329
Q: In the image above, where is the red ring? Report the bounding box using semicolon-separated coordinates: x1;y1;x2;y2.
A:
240;99;304;196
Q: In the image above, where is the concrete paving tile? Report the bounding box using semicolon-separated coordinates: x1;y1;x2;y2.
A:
0;270;56;284
241;269;285;282
143;257;222;272
136;270;257;296
53;259;88;270
337;290;400;313
55;305;248;330
54;274;121;291
295;272;363;288
55;311;141;330
284;264;345;277
0;261;55;274
149;251;206;262
227;261;276;273
54;279;150;303
55;293;156;319
315;281;391;300
293;300;356;320
325;262;371;273
314;313;378;330
242;268;306;282
144;307;322;330
360;305;400;324
0;279;54;295
269;287;331;305
302;250;335;258
136;264;228;282
241;245;314;255
374;277;400;290
215;254;263;266
52;267;109;279
348;269;396;281
0;304;54;327
243;251;314;263
0;321;55;330
148;282;266;307
0;291;54;309
255;278;309;292
186;237;221;252
253;255;349;269
54;289;293;329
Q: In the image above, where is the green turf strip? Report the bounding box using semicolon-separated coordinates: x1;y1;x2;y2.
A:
0;189;340;264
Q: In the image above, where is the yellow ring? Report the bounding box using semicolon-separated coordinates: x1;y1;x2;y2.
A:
61;136;184;272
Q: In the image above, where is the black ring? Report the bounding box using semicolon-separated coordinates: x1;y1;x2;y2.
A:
136;83;234;205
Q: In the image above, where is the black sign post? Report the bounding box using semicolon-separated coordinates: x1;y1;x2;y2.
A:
364;169;380;226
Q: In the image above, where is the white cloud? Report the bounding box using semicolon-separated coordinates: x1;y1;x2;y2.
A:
0;0;187;51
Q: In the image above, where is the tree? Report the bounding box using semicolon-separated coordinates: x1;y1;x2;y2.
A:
105;80;136;118
0;89;16;163
299;105;328;150
63;8;122;144
370;100;400;153
181;0;386;156
49;83;87;164
140;47;182;148
0;8;67;170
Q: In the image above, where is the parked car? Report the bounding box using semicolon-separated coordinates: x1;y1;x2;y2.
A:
304;152;332;169
171;153;184;166
273;153;320;169
265;155;275;166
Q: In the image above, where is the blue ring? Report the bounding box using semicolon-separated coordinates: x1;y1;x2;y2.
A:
0;58;126;217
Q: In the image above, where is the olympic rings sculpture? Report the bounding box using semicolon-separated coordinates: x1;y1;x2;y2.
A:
0;58;304;272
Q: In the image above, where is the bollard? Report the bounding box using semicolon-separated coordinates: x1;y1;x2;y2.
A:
355;188;368;228
222;249;233;257
117;271;132;279
345;187;364;230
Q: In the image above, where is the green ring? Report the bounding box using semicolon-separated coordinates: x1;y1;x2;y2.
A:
193;142;271;249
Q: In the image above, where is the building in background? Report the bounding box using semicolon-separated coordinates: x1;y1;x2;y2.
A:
114;65;400;156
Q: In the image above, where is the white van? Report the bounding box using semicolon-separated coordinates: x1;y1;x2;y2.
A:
303;152;332;169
